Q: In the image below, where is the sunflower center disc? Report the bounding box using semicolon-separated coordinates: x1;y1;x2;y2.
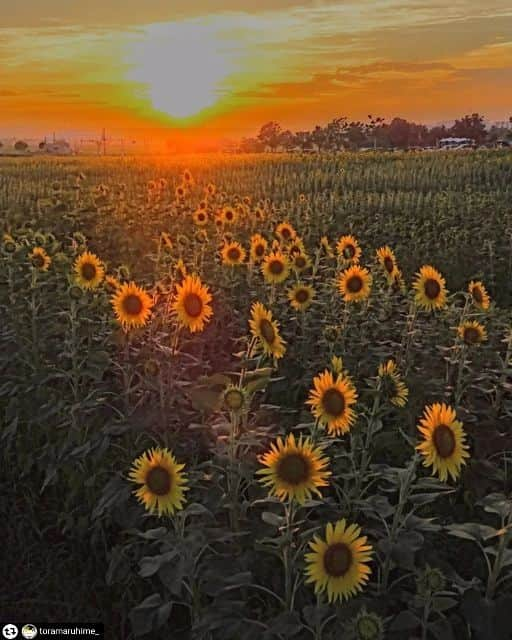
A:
123;294;143;315
281;229;291;239
347;276;363;293
277;453;309;485
295;289;309;304
424;278;441;299
255;245;264;256
323;542;352;577
269;260;284;275
259;319;276;344
322;388;345;416
81;263;97;281
295;256;306;269
463;327;480;344
32;255;45;268
184;293;203;318
146;466;172;495
433;424;456;458
384;256;394;274
472;287;483;303
343;245;355;259
227;248;240;261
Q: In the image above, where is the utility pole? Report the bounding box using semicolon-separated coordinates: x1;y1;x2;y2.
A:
102;128;107;156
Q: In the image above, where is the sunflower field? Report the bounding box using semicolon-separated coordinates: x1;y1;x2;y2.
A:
1;151;511;640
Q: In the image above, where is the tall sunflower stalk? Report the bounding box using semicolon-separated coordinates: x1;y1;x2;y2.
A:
380;454;419;592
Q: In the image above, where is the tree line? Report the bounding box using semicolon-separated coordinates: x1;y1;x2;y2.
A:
237;113;512;152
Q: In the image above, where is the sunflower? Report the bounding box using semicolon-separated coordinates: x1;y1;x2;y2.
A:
338;265;372;303
416;403;470;482
222;206;237;225
128;447;188;516
288;239;305;256
376;246;397;281
111;282;153;329
193;209;208;227
250;234;268;263
182;169;193;184
275;222;296;242
299;193;306;203
173;274;213;333
249;301;286;359
161;232;173;251
254;207;266;222
337;235;362;263
320;236;335;257
262;251;290;284
104;274;121;294
221;241;246;266
288;283;315;311
457;320;487;346
74;251;105;289
413;265;447;311
257;433;330;504
307;369;358;436
223;385;247;413
377;360;409;407
30;247;51;271
206;182;216;196
305;519;373;603
468;280;490;310
175;184;186;199
291;252;312;274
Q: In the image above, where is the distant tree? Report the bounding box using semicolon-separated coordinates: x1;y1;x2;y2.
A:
39;141;46;150
14;140;28;152
345;121;366;150
239;137;264;153
278;129;295;150
364;115;386;149
450;113;486;143
425;125;447;146
257;121;282;151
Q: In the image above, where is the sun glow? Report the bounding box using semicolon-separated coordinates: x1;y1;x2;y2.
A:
125;22;238;120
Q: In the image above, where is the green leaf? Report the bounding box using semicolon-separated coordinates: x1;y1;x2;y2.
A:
262;511;285;527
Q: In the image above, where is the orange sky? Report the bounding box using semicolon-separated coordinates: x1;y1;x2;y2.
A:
1;0;511;144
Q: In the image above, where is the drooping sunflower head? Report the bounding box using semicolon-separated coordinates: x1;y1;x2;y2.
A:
221;241;246;267
257;433;330;504
377;360;409;407
376;246;397;280
128;447;188;516
249;301;286;360
413;265;447;311
416;403;470;482
307;369;358;436
262;251;290;284
337;235;362;263
458;320;487;346
2;233;17;254
288;283;315;311
338;265;372;303
74;251;105;289
111;281;154;329
193;209;208;227
468;280;490;310
30;247;51;271
250;234;268;263
305;519;373;603
275;221;296;243
172;274;213;333
291;252;312;274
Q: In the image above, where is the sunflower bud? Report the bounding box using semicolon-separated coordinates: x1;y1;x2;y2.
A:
418;566;445;595
144;358;160;377
223;386;246;412
68;285;83;300
323;325;340;343
354;609;384;640
331;355;343;374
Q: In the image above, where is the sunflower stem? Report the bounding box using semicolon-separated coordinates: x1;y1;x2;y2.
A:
283;499;296;612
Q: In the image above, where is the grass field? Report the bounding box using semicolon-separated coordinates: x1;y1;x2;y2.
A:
1;151;511;640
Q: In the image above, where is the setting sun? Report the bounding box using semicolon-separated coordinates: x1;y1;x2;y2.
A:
125;22;237;121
